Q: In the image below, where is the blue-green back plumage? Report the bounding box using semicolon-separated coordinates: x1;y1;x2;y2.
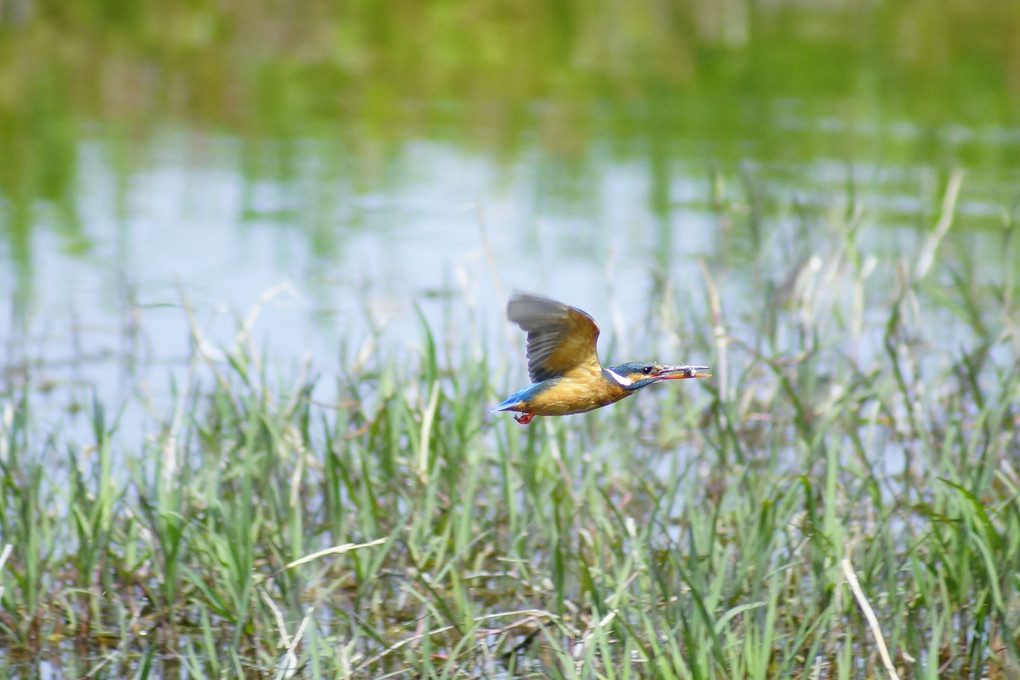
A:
491;379;558;412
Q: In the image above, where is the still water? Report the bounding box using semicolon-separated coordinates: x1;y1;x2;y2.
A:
1;0;1019;433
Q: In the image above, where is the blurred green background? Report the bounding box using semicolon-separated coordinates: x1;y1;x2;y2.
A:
1;0;1018;362
3;0;1018;232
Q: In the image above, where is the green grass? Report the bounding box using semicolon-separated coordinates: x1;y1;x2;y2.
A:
1;193;1019;678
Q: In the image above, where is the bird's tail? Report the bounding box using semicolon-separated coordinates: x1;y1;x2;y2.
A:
489;397;521;413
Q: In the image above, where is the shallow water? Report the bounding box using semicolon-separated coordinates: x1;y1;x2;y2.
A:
1;1;1018;452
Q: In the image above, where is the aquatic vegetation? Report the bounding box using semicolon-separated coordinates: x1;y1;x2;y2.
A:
1;182;1018;678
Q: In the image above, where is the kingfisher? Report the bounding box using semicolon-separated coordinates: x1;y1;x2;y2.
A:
493;293;710;425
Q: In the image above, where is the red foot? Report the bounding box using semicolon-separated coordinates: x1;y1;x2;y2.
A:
514;412;535;425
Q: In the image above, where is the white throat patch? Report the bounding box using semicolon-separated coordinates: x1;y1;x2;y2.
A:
607;369;633;387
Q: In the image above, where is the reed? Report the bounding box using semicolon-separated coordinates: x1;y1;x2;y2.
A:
0;189;1018;679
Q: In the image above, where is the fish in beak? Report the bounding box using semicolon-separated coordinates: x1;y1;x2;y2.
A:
657;365;712;380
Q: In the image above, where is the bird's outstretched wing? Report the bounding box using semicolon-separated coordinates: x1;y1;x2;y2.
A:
507;293;602;383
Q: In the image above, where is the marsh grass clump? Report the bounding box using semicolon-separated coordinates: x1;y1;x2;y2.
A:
1;191;1019;678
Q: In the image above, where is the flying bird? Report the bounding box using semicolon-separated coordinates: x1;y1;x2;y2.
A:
493;293;710;425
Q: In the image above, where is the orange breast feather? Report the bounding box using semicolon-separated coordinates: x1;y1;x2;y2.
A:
525;369;630;416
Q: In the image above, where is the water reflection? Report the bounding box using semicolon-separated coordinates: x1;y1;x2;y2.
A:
1;0;1018;427
2;127;1013;393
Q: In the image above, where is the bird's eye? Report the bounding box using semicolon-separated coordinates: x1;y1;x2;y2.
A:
642;366;653;375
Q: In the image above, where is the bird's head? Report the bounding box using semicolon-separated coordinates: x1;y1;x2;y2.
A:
606;361;711;391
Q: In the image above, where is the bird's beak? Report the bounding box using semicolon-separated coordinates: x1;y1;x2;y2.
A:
658;365;712;380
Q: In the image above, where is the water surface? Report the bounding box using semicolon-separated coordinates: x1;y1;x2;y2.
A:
1;0;1018;433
